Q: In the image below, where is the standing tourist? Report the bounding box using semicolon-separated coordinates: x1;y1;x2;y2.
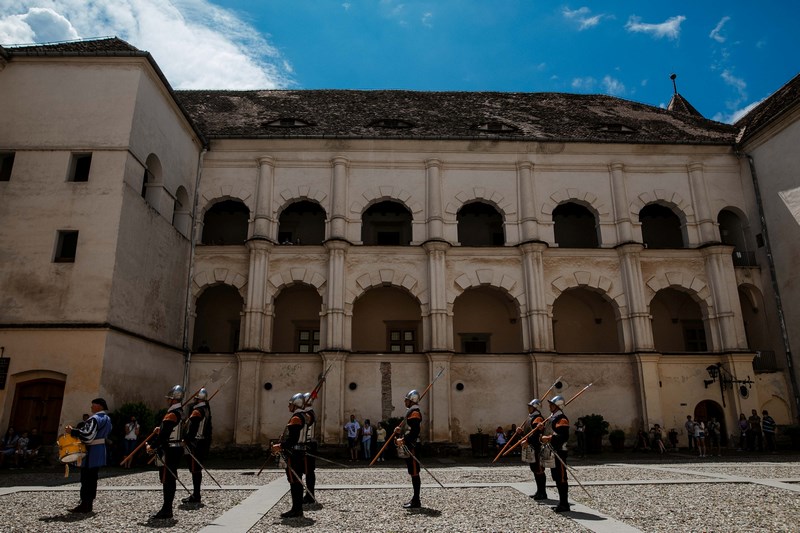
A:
684;415;695;451
762;410;777;452
343;414;361;461
65;398;112;514
123;416;140;469
748;409;763;452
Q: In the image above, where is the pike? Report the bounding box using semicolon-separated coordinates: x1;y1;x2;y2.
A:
281;452;316;503
305;452;352;469
305;362;334;407
545;442;593;501
158;451;192;496
492;376;562;463
369;367;445;466
399;443;446;489
502;383;593;458
183;444;223;489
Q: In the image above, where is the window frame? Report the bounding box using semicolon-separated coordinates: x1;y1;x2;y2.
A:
67;153;92;182
0;152;15;181
54;230;79;263
386;321;418;353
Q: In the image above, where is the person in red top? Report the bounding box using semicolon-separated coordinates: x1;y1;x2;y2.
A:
272;392;309;519
395;389;422;509
541;395;570;513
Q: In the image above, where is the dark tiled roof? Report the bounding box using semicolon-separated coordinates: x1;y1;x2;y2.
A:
736;72;800;144
176;90;736;144
667;93;703;118
4;37;143;56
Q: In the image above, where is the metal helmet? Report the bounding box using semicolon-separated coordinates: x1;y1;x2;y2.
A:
196;388;208;401
405;389;420;404
548;395;565;408
303;392;313;406
528;398;542;409
289;393;305;408
166;384;184;400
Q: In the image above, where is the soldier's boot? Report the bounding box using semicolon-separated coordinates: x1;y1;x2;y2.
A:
303;479;316;504
182;471;202;503
281;483;304;518
531;473;548;500
153;487;175;519
68;501;92;513
553;484;571;513
403;475;421;508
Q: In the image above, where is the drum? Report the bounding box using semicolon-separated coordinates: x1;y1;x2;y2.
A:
521;443;535;463
57;434;86;464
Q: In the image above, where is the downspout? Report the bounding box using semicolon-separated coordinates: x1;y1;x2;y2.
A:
744;154;800;416
182;147;208;389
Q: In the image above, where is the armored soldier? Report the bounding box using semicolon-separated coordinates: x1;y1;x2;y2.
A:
272;392;309;518
147;384;185;520
183;387;212;504
541;395;570;513
301;391;317;505
395;389;422;509
65;398;112;514
521;398;548;500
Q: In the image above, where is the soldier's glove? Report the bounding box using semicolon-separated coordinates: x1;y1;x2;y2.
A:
539;435;552;444
515;426;524;434
395;437;405;448
145;444;155;455
270;443;282;456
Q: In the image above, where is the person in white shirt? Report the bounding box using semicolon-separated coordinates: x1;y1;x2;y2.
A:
123;416;140;468
343;415;361;461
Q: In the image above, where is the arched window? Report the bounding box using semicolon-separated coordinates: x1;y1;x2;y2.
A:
553;202;599;248
193;285;243;353
640;204;684;249
718;209;756;266
361;201;412;245
552;288;620;352
457;202;504;246
172;186;191;237
272;284;323;352
650;288;706;352
278;200;326;245
351;286;421;352
141;153;163;204
201;200;249;245
452;287;522;353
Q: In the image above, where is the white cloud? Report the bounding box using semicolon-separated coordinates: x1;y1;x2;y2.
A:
0;0;293;90
342;3;351;10
562;6;603;30
625;15;685;40
712;98;762;124
421;12;433;28
721;69;748;107
571;76;596;91
602;75;625;96
709;16;730;43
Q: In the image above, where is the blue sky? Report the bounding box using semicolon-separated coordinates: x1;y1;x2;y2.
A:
1;1;798;123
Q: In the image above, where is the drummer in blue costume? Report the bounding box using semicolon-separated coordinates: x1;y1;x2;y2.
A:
64;397;112;514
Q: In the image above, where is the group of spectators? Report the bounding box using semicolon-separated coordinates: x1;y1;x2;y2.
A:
683;415;722;457
736;409;777;452
343;414;388;461
492;424;519;453
0;426;43;468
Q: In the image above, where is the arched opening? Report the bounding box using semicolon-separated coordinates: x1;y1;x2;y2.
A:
201;200;249;245
738;285;778;372
272;284;323;352
452;287;523;353
278;200;326;245
552;202;600;248
552;288;620;352
718;209;757;267
10;378;65;445
457;202;505;246
141;153;163;204
172;186;192;237
640;203;685;249
694;399;727;447
193;285;243;353
650;288;707;352
351;286;421;352
361;201;412;245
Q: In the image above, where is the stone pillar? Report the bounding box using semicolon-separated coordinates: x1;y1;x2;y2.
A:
324;239;349;351
617;243;654;351
609;162;633;244
520;242;551;351
688;162;717;244
634;353;663;428
253;156;276;240
329;156;349;240
319;350;348;444
427;352;452;442
426;159;444;242
424;241;451;351
702;245;748;350
234;352;262;444
517;161;540;242
241;239;272;351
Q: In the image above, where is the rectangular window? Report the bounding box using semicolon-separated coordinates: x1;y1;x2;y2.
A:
460;333;490;353
387;324;417;353
68;153;92;182
682;321;707;352
0;152;14;181
54;230;79;262
297;328;320;353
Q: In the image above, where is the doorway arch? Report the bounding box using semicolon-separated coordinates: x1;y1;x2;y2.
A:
10;378;65;446
694;399;727;447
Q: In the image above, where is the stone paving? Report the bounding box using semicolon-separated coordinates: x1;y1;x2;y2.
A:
0;454;799;532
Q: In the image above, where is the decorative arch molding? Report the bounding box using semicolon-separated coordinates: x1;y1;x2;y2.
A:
192;268;248;299
11;369;67;382
644;271;713;310
737;282;764;311
547;272;625;312
451;269;525;309
630;190;694;223
198;189;254;219
349;187;423;218
276;187;329;215
445;187;516;220
541;188;610;221
346;269;427;308
268;268;327;300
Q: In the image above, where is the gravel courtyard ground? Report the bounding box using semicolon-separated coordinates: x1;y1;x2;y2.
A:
1;453;798;532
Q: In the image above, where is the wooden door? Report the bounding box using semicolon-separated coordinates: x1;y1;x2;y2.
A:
10;379;65;445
